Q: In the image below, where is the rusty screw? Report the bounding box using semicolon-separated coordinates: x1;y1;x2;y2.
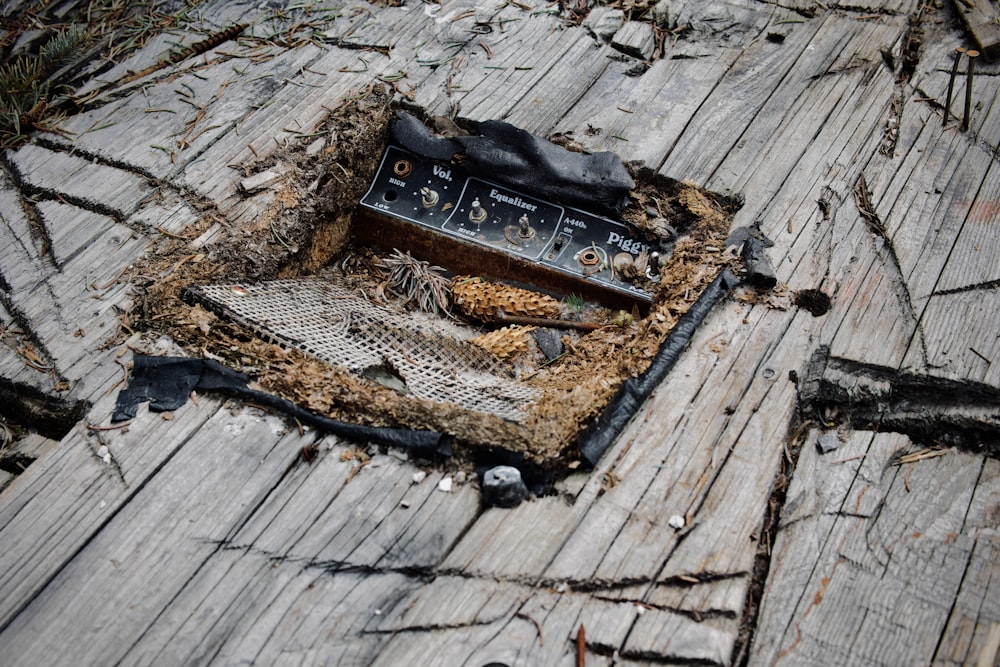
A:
962;50;979;132
944;47;966;127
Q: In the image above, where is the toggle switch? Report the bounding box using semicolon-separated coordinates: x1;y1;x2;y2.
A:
420;187;439;208
517;214;535;239
469;198;487;223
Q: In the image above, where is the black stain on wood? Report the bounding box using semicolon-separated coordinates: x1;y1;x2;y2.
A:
792;289;832;316
799;346;1000;456
0;378;90;440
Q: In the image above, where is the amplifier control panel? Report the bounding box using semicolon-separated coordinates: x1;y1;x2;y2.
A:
359;146;655;304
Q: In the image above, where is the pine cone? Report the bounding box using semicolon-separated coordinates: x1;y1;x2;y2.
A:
471;325;535;359
451;276;560;321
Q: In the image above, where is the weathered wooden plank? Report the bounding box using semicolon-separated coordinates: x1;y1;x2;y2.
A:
364;470;482;569
933;480;1000;667
0;300;64;398
0;165;185;398
838;62;1000;384
20;218;144;369
49;43;331;182
916;289;1000;386
0;406;309;666
553;50;742;169
1;2;997;666
367;583;646;666
0;395;222;631
417;12;614;134
133;560;416;665
663;13;887;188
0;178;54;294
624;608;734;665
440;493;584;578
749;433;995;667
865;111;994;303
552;0;796;169
953;0;1000;61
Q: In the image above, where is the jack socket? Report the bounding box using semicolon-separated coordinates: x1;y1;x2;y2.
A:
579;248;601;266
393;159;412;178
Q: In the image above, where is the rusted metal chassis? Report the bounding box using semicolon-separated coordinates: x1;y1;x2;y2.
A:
355;208;650;314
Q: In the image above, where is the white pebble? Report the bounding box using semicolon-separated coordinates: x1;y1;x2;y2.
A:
668;515;686;529
437;476;453;493
412;471;427;484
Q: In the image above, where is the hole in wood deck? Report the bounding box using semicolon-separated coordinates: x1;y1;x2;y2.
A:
133;93;743;471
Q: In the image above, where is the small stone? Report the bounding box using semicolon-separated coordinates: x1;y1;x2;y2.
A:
482;465;529;508
438;476;453;493
400;500;411;508
97;445;112;465
412;471;427;484
612;21;656;60
454;470;467;484
532;328;564;360
816;432;840;454
583;7;625;42
668;514;685;529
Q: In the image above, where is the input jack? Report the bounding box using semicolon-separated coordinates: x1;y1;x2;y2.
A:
393;159;412;178
578;248;601;266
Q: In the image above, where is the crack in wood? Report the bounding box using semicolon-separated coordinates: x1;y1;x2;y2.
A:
0;156;57;269
731;412;807;666
877;7;926;156
17;183;126;225
86;430;128;487
209;538;752;595
362;616;508;635
853;172;929;365
32;136;160;182
931;278;1000;297
621;647;726;665
0;280;72;388
0;376;88;439
590;593;740;620
32;136;229;228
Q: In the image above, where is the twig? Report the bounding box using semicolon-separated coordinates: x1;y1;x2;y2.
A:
494;311;603;332
892;447;948;466
515;612;544;645
86;420;133;431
